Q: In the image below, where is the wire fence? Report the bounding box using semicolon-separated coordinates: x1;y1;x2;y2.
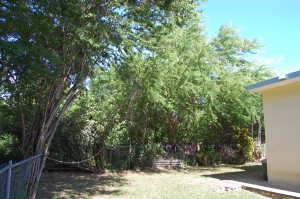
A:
103;144;262;169
46;145;198;171
105;146;155;170
46;143;265;172
0;154;44;199
86;145;197;170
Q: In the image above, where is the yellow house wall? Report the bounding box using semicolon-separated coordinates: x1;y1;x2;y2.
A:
262;81;300;189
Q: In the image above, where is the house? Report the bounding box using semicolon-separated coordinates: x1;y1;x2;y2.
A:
246;70;300;190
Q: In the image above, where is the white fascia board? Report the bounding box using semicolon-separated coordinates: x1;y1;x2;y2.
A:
246;70;300;93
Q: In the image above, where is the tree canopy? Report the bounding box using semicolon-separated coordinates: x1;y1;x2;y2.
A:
0;1;275;198
47;17;273;170
0;0;199;157
0;0;201;197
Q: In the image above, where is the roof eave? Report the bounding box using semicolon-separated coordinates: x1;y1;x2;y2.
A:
246;70;300;93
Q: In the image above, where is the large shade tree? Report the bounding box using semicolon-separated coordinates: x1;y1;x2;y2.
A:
0;0;201;197
47;9;274;172
110;22;273;144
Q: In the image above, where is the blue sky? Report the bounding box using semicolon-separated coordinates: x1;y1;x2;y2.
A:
201;0;300;75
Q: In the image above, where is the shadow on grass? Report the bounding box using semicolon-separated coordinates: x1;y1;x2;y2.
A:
203;164;300;193
203;164;266;186
232;164;263;172
127;166;220;175
36;171;127;199
108;163;261;175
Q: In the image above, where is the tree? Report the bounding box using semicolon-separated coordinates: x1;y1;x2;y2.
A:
113;22;273;145
144;21;213;143
50;67;127;171
200;25;273;144
0;0;200;197
48;17;274;168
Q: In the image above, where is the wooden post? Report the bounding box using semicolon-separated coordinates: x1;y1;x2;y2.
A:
251;122;254;141
258;121;262;145
110;149;112;169
6;160;12;199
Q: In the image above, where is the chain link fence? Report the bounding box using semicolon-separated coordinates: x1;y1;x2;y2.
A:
0;154;43;199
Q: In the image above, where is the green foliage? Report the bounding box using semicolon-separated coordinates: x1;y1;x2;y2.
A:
234;128;254;164
48;91;108;171
107;144;168;170
49;18;272;169
0;0;200;158
190;25;273;149
0;0;273;172
0;134;21;163
0;1;203;197
0;100;22;162
114;18;216;144
196;146;218;166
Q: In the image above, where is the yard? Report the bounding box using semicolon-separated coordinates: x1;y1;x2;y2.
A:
36;163;269;199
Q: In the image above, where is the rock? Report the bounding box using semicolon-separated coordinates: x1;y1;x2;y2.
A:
212;181;242;192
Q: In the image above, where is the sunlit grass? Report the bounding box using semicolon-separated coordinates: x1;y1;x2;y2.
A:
37;164;268;199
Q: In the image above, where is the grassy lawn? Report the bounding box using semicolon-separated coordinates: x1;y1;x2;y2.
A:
37;164;269;199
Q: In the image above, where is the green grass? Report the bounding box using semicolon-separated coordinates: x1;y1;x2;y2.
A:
37;164;269;199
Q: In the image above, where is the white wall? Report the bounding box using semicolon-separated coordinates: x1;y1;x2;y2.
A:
262;81;300;190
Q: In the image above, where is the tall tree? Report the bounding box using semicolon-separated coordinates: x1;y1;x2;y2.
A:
0;0;200;197
202;25;273;143
48;15;274;169
113;17;214;143
111;23;273;145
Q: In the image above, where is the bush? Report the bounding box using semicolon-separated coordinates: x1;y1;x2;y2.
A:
217;145;239;165
196;145;218;166
234;128;254;164
0;134;21;163
106;144;165;170
196;128;254;166
47;117;100;171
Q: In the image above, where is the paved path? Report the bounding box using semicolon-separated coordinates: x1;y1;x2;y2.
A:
208;168;300;198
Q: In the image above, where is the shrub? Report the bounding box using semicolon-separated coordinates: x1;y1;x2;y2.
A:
196;145;218;166
234;128;254;164
0;134;21;163
217;145;239;164
107;144;165;170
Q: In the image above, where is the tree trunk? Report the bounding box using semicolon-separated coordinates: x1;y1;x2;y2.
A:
168;113;179;143
93;142;105;172
18;78;84;198
28;151;48;199
258;121;262;145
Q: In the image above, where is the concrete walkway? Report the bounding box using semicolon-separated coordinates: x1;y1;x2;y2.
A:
207;166;300;198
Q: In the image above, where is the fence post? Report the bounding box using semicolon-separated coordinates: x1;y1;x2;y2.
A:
6;160;12;199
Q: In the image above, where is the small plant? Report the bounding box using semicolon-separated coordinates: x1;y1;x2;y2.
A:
234;128;254;164
253;143;266;161
196;145;218;166
217;145;238;164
